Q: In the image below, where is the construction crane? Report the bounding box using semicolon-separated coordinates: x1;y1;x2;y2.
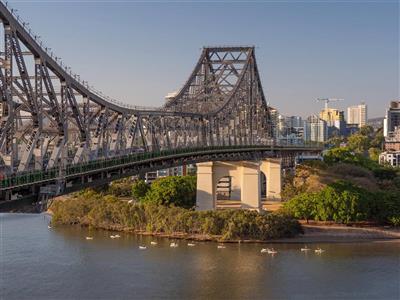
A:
316;98;344;110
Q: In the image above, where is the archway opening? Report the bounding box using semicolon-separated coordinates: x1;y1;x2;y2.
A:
216;176;233;200
260;171;267;200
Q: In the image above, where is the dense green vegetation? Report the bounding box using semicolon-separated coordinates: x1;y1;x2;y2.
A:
284;180;400;225
140;176;196;209
108;178;134;197
327;125;384;159
283;129;400;226
323;147;398;180
51;190;302;241
131;179;150;200
103;176;197;209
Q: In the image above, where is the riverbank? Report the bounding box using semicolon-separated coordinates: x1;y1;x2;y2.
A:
51;220;400;244
50;193;303;242
48;194;400;244
273;224;400;243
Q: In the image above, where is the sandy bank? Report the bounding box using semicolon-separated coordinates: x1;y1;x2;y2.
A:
270;224;400;244
58;222;400;244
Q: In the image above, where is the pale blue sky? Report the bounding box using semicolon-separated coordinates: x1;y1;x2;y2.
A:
9;0;399;118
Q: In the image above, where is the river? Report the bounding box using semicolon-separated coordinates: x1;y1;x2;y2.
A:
1;213;399;299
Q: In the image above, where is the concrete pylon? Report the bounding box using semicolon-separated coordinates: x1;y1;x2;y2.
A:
196;162;215;210
240;162;261;211
260;158;282;201
196;159;282;211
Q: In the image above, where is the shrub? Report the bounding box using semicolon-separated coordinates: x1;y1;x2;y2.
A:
388;216;400;227
141;176;197;209
131;179;149;200
372;168;398;181
284;181;379;224
283;193;317;222
328;163;373;179
284;179;400;224
108;178;134;197
51;193;303;240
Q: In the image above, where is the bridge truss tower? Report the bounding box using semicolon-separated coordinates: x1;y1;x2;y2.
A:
0;1;272;177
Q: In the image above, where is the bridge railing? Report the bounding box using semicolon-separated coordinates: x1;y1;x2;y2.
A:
0;143;323;190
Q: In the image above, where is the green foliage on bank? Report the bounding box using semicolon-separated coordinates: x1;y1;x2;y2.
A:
283;180;400;225
324;147;398;180
141;176;197;209
324;147;378;169
96;175;197;209
108;178;135;197
51;192;302;241
131;179;149;200
282;144;400;226
327;125;384;157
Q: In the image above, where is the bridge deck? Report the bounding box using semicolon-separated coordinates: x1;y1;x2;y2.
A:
0;144;322;191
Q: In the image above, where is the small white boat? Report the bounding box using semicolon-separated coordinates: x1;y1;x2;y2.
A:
267;248;277;254
150;241;158;245
301;246;311;251
260;248;268;253
170;242;178;248
114;234;121;238
315;248;325;254
217;245;226;249
187;243;196;247
86;237;93;240
110;235;116;239
139;246;147;250
47;225;52;229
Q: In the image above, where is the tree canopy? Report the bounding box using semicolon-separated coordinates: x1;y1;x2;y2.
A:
141;176;197;209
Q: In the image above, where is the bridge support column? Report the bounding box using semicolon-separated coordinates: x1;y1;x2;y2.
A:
260;158;282;201
196;162;215;210
240;162;261;211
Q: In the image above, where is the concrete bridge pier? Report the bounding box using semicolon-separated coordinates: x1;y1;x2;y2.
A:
240;162;261;210
260;158;282;201
195;162;215;211
195;159;282;211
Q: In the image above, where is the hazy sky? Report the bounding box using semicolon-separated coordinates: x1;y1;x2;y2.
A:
10;0;399;118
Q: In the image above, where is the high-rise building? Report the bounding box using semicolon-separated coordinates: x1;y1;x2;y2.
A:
305;115;327;143
385;127;400;151
275;115;305;145
319;108;345;135
269;107;279;138
347;102;367;128
384;101;400;137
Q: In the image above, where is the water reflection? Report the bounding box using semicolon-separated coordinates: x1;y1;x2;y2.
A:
2;213;400;300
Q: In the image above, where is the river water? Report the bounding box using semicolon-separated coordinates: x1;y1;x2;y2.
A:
1;213;399;300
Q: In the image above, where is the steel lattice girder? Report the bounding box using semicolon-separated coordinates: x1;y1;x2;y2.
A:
0;2;273;178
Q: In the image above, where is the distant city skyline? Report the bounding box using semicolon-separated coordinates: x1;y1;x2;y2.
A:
10;0;399;118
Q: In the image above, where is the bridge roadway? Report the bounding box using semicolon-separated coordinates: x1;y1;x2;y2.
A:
0;144;322;209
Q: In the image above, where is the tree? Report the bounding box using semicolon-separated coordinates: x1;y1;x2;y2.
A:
347;134;370;153
109;178;134;197
283;193;316;222
131;179;149;200
371;131;384;149
324;147;354;164
142;176;197;208
284;180;376;224
368;147;381;161
327;136;343;148
359;125;374;137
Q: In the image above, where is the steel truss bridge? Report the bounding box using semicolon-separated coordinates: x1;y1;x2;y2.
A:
0;2;321;208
